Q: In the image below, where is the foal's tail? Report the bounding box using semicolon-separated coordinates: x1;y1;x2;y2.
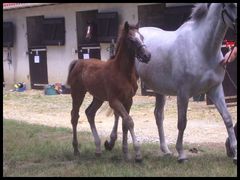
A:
66;60;78;87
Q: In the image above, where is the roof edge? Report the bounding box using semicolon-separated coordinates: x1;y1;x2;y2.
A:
3;3;58;10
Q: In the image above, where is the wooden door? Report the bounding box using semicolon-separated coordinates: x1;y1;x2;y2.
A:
26;16;48;89
28;48;48;89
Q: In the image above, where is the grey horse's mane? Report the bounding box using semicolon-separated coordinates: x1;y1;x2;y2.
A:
190;3;209;21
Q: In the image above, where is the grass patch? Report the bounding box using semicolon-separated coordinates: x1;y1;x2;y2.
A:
3;119;237;177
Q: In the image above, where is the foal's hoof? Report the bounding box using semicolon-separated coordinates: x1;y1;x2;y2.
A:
74;150;80;156
104;140;114;151
95;152;102;157
177;158;188;163
123;154;132;162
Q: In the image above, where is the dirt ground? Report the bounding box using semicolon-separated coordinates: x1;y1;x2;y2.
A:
3;89;237;145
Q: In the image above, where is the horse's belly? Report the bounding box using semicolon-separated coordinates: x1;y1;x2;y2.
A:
140;75;177;96
144;79;177;95
85;82;108;101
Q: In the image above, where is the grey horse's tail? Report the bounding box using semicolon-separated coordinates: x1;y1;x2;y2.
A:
66;60;78;87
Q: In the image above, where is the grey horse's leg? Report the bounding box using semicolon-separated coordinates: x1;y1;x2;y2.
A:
70;87;86;156
85;97;104;156
154;94;172;155
176;92;189;163
104;112;120;151
109;99;142;162
207;84;237;164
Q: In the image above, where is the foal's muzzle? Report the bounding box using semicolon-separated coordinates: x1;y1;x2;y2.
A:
136;45;151;64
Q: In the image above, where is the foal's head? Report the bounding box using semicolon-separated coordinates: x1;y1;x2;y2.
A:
120;21;151;63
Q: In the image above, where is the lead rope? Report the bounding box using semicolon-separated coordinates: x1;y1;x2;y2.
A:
222;41;237;90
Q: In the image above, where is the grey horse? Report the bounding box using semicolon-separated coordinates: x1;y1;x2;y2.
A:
105;3;237;164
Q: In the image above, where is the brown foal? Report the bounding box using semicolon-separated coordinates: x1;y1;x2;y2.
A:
67;21;151;161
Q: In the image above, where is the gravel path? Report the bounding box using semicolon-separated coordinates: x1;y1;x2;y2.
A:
3;89;237;145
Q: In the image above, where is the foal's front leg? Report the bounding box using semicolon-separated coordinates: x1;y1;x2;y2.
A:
109;99;142;162
104;112;120;151
85;97;103;156
207;84;237;164
124;99;142;162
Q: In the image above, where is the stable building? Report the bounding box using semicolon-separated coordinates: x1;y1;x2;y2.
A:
3;3;195;89
3;3;236;103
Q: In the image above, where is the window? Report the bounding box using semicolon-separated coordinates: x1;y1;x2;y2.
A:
3;22;14;47
97;12;118;43
43;17;65;45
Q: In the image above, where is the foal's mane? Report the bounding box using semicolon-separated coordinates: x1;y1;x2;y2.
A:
190;3;209;22
110;23;137;60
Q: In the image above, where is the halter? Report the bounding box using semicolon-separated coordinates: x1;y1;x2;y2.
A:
135;44;147;62
136;44;146;52
221;3;237;32
128;37;146;55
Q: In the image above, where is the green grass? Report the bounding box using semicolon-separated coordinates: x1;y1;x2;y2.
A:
3;119;237;177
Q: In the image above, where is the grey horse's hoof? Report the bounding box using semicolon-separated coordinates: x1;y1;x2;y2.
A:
177;158;188;163
104;140;114;151
233;157;237;165
163;152;173;157
135;153;143;163
135;157;143;163
225;138;234;158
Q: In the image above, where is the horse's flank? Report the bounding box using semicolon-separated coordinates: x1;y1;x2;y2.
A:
67;58;137;101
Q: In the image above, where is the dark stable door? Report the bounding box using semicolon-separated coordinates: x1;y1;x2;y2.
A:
28;48;48;89
26;16;48;89
76;10;101;59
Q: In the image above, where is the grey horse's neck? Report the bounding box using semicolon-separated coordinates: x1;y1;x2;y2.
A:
196;4;228;57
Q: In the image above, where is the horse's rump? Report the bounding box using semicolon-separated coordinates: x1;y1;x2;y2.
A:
67;59;106;86
66;59;79;86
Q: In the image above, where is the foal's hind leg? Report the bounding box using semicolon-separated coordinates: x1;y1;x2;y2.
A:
71;87;86;156
85;97;104;156
207;84;237;164
154;94;172;155
104;112;120;151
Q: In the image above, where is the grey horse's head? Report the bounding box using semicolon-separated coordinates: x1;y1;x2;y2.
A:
221;3;237;32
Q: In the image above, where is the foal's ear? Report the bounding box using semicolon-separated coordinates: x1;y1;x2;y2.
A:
135;22;139;29
124;21;129;32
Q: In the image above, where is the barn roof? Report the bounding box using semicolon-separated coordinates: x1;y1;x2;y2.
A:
3;3;57;10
